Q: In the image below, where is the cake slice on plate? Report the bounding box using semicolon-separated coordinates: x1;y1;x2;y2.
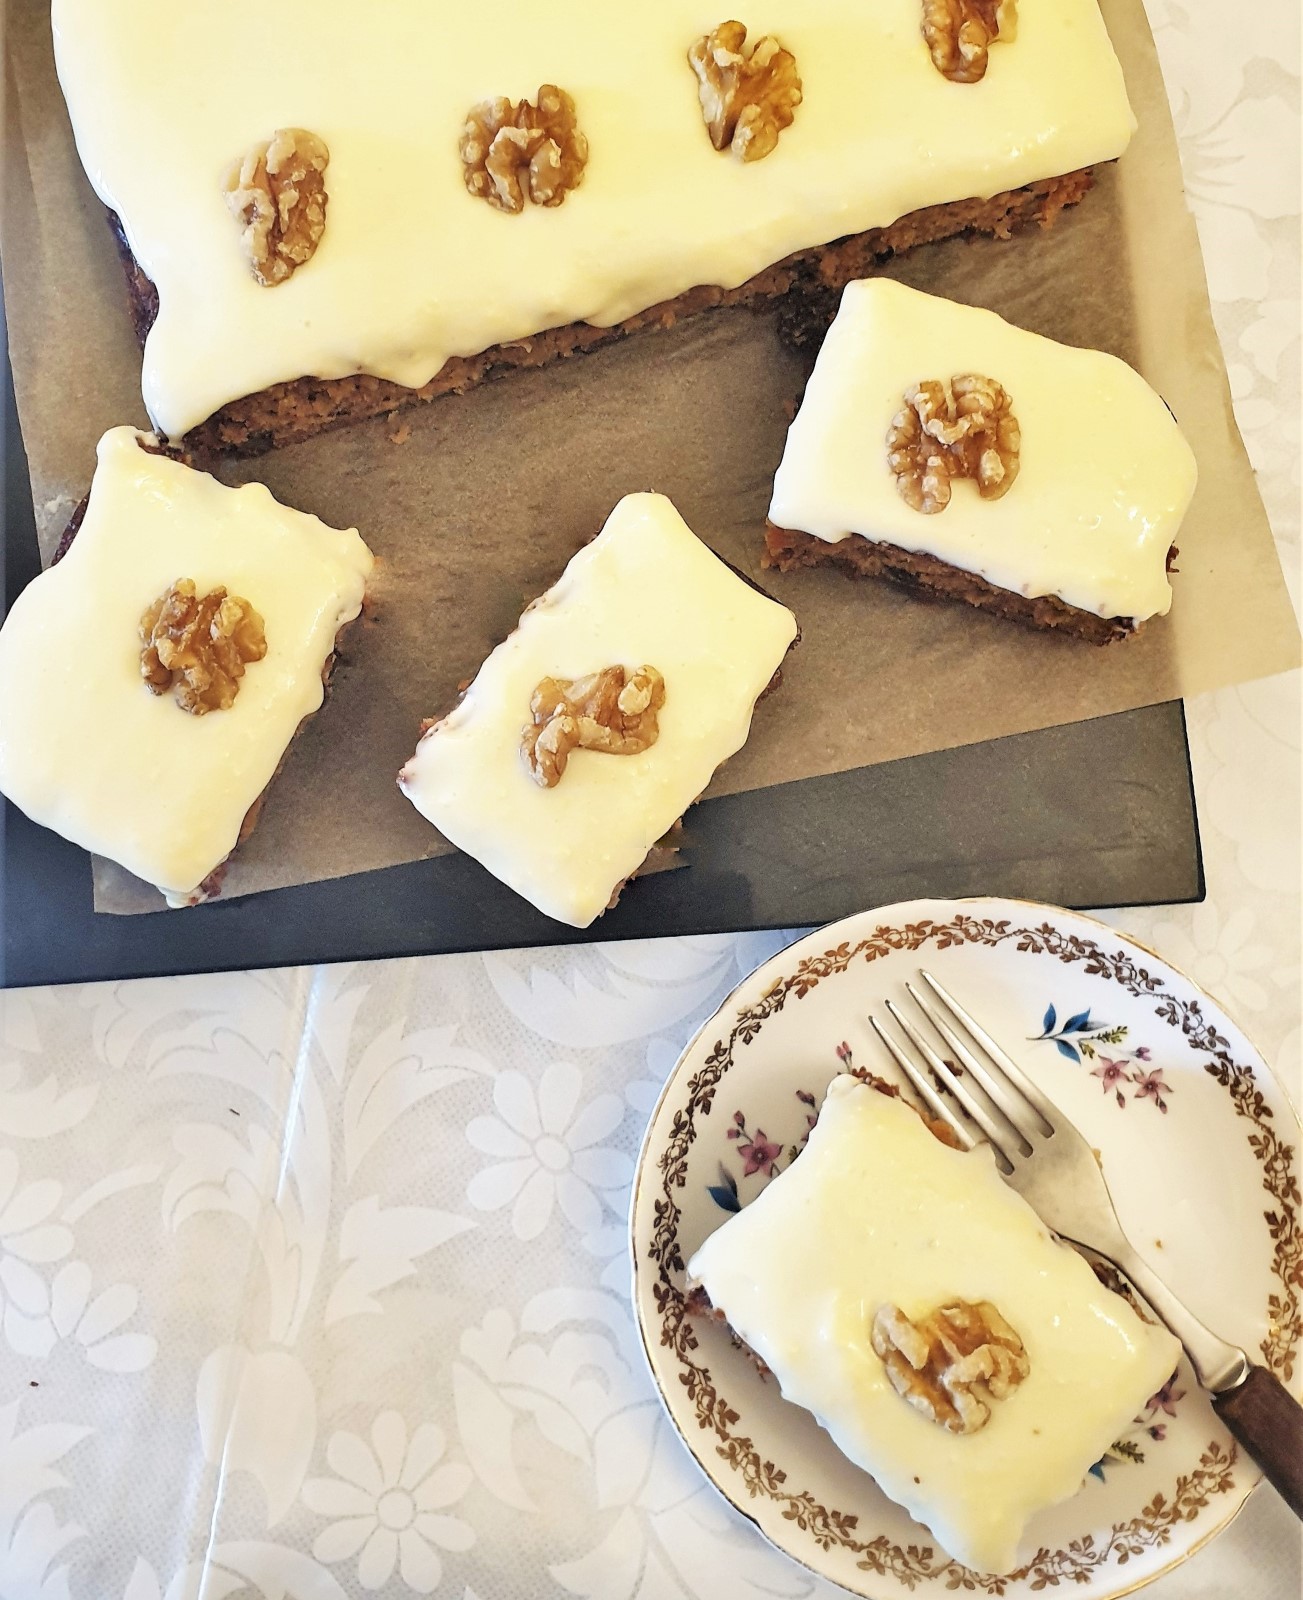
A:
687;1072;1181;1575
0;427;374;906
399;493;797;928
766;279;1198;643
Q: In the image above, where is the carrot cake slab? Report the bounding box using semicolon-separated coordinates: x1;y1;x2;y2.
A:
52;0;1135;450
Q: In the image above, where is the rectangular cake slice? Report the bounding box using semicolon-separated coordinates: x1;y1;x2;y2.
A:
0;428;374;906
52;0;1134;449
398;493;797;928
766;279;1198;642
687;1073;1181;1575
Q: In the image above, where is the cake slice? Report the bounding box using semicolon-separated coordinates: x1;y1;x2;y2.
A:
766;279;1198;642
399;493;797;927
0;428;374;906
687;1073;1181;1575
51;0;1135;450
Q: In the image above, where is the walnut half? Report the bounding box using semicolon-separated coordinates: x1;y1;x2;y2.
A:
522;666;666;788
871;1300;1030;1434
460;86;588;214
689;22;802;163
922;0;1018;85
887;374;1020;514
140;580;267;715
224;128;330;287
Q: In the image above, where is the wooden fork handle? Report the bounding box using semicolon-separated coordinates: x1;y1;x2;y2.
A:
1212;1365;1303;1517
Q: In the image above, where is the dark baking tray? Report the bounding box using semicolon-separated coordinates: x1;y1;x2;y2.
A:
0;355;1202;990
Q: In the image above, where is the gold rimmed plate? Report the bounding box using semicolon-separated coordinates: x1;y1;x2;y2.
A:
629;897;1300;1597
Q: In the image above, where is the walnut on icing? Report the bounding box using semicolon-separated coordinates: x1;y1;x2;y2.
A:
922;0;1018;84
223;128;329;287
460;86;589;213
688;21;802;163
140;580;267;715
887;374;1021;514
521;666;665;788
871;1300;1030;1435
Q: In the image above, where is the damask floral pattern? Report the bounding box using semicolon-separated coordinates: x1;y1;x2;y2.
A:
0;4;1297;1599
466;1061;632;1240
303;1413;474;1593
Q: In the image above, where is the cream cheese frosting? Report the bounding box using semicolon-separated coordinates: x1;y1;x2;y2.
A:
768;279;1198;622
51;0;1134;439
0;428;373;905
687;1074;1182;1575
398;493;797;928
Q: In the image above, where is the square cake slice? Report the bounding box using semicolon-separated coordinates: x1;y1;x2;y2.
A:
766;279;1198;642
687;1073;1181;1575
0;428;374;906
399;493;797;928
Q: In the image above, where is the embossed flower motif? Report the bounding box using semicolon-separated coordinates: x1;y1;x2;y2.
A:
1151;903;1274;1014
1146;25;1295;304
0;1152;68;1265
467;1062;632;1240
0;1150;71;1356
303;1412;473;1593
49;1262;156;1372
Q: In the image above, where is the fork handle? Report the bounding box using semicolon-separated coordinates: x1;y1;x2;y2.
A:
1212;1366;1303;1518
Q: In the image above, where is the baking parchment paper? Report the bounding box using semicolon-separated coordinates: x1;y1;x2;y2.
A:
1;0;1297;914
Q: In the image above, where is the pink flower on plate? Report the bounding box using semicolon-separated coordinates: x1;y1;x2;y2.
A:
1146;1376;1186;1417
738;1131;782;1178
1132;1068;1172;1114
1092;1056;1131;1109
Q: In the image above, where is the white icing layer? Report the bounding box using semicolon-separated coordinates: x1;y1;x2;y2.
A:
687;1075;1181;1575
768;279;1197;622
0;429;373;905
399;494;796;928
51;0;1134;439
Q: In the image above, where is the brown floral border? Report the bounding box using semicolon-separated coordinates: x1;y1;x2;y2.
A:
648;914;1299;1589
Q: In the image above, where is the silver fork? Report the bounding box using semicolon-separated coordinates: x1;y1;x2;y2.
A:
869;968;1303;1518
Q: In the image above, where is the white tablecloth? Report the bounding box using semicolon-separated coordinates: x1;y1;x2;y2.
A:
1;4;1298;1596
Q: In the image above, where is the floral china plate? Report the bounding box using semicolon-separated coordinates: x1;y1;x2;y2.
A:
629;897;1301;1599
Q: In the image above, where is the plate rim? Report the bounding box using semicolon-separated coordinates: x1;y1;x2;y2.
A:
627;894;1301;1599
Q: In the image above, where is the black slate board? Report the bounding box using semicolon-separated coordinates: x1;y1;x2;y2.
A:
0;356;1202;990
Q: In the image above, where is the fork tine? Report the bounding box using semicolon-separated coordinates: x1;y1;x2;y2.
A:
917;970;1057;1137
906;981;1045;1149
884;998;1023;1161
866;1014;979;1158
